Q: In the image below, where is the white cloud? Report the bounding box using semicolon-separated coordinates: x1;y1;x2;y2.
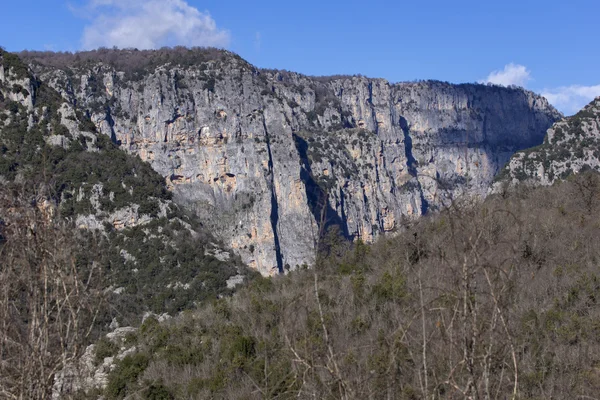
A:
481;63;600;115
542;85;600;116
80;0;230;50
480;63;531;88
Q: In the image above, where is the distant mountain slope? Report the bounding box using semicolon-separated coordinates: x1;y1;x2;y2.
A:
21;48;562;275
495;97;600;187
0;49;253;324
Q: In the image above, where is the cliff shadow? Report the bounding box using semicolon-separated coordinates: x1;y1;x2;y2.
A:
399;116;429;215
399;116;418;177
105;106;120;145
293;134;351;251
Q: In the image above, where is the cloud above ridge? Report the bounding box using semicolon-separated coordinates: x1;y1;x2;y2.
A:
542;85;600;116
80;0;230;50
481;63;600;115
480;63;531;88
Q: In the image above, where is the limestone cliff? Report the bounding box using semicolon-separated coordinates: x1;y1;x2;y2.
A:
1;49;249;321
494;97;600;188
22;48;561;275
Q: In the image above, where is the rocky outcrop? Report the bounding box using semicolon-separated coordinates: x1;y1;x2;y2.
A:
1;49;249;321
494;97;600;188
24;49;561;275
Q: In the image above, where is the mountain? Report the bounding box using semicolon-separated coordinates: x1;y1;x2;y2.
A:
20;47;562;275
0;48;253;323
494;96;600;187
3;47;588;399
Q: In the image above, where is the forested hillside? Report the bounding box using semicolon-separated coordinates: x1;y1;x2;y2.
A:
69;172;600;399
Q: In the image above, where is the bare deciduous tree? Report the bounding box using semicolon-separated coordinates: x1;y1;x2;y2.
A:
0;187;103;399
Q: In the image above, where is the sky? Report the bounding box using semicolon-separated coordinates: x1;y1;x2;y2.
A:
1;0;599;115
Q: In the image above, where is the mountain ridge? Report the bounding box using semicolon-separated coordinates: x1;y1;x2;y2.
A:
17;47;562;274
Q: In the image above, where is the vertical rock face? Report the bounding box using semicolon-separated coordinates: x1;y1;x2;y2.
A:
25;49;561;275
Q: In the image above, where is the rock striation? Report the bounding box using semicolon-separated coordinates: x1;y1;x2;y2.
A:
23;49;561;275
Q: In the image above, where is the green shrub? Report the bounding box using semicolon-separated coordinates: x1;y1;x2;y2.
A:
105;353;150;399
1;50;30;79
138;199;160;217
204;78;216;93
94;337;119;365
371;271;407;304
144;383;174;400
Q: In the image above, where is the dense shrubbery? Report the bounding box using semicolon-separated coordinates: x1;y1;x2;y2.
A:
20;47;245;81
99;216;248;322
96;172;600;399
56;135;173;214
1;48;30;79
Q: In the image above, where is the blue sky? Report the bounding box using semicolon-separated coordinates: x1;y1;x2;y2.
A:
1;0;599;114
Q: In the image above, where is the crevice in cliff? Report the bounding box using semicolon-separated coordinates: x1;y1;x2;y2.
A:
262;117;284;274
367;81;379;135
400;117;418;176
367;82;374;106
104;107;119;144
400;116;429;215
339;187;347;231
293;134;351;251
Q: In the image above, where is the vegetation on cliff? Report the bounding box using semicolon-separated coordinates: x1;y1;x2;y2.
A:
19;46;247;81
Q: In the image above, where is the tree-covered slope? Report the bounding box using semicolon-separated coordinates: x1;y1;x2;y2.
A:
69;171;600;399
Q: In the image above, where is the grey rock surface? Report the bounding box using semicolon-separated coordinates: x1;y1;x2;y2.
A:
52;327;139;398
27;50;561;275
